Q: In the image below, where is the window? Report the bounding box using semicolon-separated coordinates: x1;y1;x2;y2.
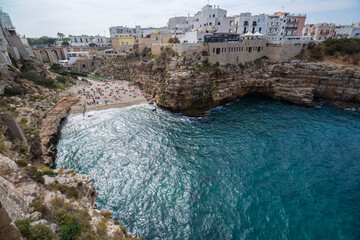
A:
209;15;211;18
249;47;252;53
209;22;212;26
218;22;221;25
244;21;248;26
258;47;261;52
216;48;220;54
252;21;257;26
259;27;262;33
213;14;215;17
213;48;215;53
121;42;124;46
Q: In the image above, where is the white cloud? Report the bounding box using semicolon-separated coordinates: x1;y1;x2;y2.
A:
0;0;359;37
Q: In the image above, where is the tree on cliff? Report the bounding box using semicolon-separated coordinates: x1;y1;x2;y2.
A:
57;32;65;41
168;37;180;44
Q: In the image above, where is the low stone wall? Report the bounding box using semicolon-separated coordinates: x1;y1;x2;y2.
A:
151;43;173;56
267;41;307;62
174;43;203;55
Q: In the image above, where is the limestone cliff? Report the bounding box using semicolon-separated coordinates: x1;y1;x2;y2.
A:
39;97;78;166
94;53;360;116
0;153;139;239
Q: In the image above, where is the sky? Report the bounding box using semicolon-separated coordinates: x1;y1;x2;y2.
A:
0;0;359;38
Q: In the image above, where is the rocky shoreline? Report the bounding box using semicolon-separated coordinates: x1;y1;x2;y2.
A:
93;50;360;116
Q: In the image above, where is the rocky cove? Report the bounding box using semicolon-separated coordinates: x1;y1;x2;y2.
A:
0;47;360;239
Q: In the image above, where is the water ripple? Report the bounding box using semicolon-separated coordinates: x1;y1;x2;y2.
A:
56;97;360;240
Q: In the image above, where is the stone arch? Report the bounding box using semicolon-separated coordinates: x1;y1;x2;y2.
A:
33;51;42;61
50;50;60;62
39;50;51;63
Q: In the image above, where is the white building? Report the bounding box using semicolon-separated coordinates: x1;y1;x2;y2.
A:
70;35;91;47
69;35;108;47
336;22;360;38
264;15;286;41
66;51;90;65
235;13;286;41
91;35;108;46
192;4;236;33
178;30;212;43
168;16;195;36
142;28;158;37
168;17;188;30
109;26;142;39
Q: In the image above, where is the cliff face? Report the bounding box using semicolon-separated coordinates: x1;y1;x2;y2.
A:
95;55;360;116
39;97;78;166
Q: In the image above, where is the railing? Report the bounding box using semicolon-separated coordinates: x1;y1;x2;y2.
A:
285;26;298;29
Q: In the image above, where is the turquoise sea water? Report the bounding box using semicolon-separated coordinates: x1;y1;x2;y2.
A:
56;96;360;240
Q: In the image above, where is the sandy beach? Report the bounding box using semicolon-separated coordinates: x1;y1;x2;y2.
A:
69;79;148;114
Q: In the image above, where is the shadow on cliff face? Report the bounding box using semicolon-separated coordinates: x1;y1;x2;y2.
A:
0;203;22;240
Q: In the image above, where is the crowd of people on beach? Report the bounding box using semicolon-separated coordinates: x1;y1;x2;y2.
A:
77;80;145;108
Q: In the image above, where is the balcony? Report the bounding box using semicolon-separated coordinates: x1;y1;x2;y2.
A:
285;26;298;29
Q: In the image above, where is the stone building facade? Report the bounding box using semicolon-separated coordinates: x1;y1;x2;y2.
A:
205;39;268;64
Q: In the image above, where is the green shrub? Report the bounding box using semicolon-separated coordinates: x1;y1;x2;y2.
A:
20;118;28;125
57;184;68;193
21;72;59;89
14;219;32;239
4;86;24;96
55;209;70;225
51;63;62;70
31;224;56;240
65;186;79;199
56;76;67;84
19;145;27;154
58;216;81;240
15;219;55;240
42;168;57;176
0;99;7;108
26;166;44;184
96;219;108;237
32;200;50;218
16;158;28;167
